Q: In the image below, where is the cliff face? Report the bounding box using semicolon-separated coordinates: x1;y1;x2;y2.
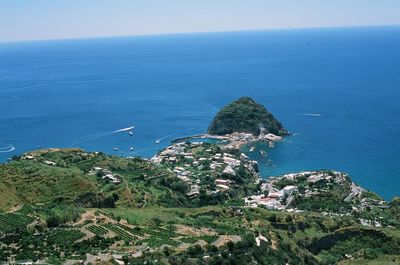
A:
208;96;288;136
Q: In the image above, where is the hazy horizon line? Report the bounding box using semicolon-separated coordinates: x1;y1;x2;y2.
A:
1;23;399;44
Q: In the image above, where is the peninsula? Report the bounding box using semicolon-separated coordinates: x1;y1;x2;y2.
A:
173;97;287;149
0;97;399;265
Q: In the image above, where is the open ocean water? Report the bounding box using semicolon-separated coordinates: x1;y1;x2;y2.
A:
0;26;399;200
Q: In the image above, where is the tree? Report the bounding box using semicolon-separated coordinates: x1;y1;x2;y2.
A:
227;241;235;251
285;215;293;223
188;244;203;257
46;215;61;227
163;246;171;256
269;214;278;223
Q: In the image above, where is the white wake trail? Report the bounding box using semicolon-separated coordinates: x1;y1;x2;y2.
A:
114;126;135;133
71;125;135;145
155;127;197;143
0;144;15;153
302;113;322;117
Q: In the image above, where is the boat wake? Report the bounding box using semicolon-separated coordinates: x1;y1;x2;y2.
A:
0;144;15;153
72;125;135;145
302;113;322;117
156;132;181;144
155;128;196;144
114;126;135;133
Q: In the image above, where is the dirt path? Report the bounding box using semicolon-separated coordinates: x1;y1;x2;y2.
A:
269;231;278;250
212;235;241;247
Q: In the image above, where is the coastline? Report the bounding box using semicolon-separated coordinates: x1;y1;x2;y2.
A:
172;131;284;151
171;133;228;143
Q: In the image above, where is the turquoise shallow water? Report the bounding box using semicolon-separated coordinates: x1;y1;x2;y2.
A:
0;26;399;200
187;138;224;144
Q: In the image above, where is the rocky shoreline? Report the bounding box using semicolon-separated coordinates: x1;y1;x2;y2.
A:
154;130;386;216
172;130;284;150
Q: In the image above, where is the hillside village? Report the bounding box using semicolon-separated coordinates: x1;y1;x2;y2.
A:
1;142;397;265
1;97;400;265
150;140;260;199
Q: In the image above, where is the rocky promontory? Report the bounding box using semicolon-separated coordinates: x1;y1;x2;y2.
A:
208;97;288;136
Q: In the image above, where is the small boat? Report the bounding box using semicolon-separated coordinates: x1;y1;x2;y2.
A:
129;131;133;136
269;141;275;148
260;150;267;157
156;139;161;144
249;146;255;152
130;147;134;151
113;147;119;151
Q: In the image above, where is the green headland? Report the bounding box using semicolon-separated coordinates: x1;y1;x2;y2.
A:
208;97;288;136
1;97;399;265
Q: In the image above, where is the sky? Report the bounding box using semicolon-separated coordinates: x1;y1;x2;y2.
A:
1;0;400;42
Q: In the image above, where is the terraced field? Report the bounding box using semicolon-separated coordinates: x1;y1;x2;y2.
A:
47;229;85;246
140;226;180;247
104;224;136;241
87;225;108;236
0;213;34;235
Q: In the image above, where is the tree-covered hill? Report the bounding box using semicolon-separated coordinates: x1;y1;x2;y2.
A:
208;97;288;136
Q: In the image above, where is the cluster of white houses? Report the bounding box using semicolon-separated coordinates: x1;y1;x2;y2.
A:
90;167;122;184
150;141;258;198
221;131;282;150
244;185;297;210
244;170;374;211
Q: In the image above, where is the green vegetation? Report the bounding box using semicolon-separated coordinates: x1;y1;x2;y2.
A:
103;223;136;241
47;229;85;246
0;97;397;264
0;148;399;264
0;213;33;235
338;255;400;265
0;148;176;212
208;97;288;136
87;225;108;236
153;142;259;208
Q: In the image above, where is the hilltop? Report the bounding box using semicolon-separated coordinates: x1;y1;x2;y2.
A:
208;97;288;136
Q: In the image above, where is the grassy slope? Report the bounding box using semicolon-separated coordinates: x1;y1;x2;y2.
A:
0;160;98;209
0;182;19;210
0;149;172;211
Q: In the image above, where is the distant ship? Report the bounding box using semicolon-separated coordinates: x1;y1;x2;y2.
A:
113;147;119;151
129;131;133;136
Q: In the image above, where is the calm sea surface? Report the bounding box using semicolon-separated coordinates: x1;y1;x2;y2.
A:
1;26;399;200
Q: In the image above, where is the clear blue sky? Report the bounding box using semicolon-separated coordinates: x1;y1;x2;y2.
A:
1;0;400;42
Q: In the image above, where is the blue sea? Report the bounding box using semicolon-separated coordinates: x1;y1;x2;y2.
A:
0;26;399;200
